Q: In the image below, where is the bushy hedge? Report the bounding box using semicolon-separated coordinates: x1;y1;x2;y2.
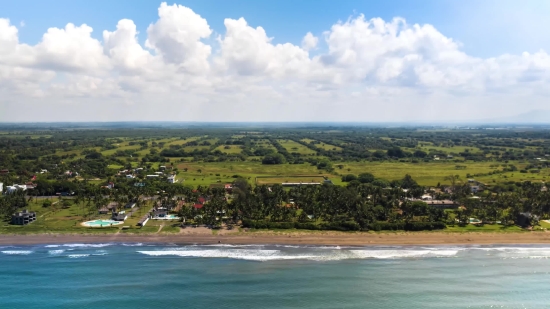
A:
242;220;360;231
367;222;446;231
242;220;445;232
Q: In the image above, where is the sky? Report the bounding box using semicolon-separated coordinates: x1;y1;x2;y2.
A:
1;0;550;122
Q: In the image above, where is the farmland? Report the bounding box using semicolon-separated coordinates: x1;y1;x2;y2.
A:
1;124;550;191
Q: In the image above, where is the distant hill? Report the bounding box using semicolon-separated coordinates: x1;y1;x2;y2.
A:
486;110;550;124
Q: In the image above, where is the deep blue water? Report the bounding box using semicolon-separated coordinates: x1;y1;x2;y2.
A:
1;243;550;308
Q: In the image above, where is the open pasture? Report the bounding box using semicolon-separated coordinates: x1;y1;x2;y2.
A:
277;139;317;155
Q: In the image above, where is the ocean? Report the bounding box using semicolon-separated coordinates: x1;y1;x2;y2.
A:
1;243;549;309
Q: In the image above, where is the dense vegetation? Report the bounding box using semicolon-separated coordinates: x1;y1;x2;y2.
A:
1;124;550;232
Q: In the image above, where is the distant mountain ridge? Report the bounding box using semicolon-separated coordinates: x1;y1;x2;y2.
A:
488;110;550;124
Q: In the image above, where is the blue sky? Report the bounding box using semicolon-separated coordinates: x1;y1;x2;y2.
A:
4;0;550;57
2;0;550;122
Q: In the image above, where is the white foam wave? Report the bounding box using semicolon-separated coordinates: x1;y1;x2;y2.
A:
59;243;112;248
68;254;90;258
122;243;143;247
44;245;60;248
472;247;550;259
2;250;33;255
137;248;459;261
48;250;65;255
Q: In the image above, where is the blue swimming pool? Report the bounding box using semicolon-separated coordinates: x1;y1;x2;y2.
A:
82;219;123;227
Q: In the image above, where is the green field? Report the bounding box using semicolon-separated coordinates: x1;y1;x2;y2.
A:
277;139;317;155
256;175;326;185
214;145;243;154
301;139;342;151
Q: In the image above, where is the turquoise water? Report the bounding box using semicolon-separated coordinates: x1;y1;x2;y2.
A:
1;244;550;308
82;219;122;227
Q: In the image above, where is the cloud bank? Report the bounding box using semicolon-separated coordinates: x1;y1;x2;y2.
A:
1;2;549;122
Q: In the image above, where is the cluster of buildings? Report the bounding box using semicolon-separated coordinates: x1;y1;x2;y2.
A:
11;210;36;225
116;166;178;184
2;183;36;194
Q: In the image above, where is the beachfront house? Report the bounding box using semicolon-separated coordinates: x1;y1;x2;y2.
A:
152;209;168;219
12;210;36;225
167;175;177;183
138;214;149;227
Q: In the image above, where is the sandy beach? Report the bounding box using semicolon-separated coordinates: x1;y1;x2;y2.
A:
2;230;550;246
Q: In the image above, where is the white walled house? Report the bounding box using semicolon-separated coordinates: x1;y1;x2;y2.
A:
167;175;177;183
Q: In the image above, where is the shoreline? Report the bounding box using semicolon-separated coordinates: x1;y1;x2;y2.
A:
2;231;550;246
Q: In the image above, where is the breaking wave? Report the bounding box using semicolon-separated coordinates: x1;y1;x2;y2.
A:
48;250;65;255
68;254;90;258
137;248;460;261
46;243;112;248
1;250;33;255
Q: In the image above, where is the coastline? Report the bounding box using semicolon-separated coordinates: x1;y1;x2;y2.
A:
2;231;550;246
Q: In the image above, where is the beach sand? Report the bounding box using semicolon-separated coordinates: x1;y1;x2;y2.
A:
2;230;550;246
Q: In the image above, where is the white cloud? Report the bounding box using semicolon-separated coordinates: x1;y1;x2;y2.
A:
301;32;318;51
1;5;550;122
145;2;212;74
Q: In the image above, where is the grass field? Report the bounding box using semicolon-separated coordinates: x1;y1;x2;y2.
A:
277;139;317;155
328;161;541;186
256;176;326;185
301;139;342;151
214;145;243;154
251;139;276;150
177;161;331;186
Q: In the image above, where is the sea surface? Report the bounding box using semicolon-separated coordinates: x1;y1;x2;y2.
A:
1;243;549;308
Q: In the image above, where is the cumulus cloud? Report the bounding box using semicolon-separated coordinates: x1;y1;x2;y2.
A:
301;32;318;51
0;4;550;122
145;2;212;73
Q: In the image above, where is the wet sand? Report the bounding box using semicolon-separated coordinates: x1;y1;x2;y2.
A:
2;231;550;246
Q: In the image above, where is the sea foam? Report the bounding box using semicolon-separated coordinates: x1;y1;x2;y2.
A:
136;247;460;261
2;250;33;255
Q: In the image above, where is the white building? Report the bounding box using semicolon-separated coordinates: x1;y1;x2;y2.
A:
167;175;177;184
0;182;3;193
146;175;159;178
6;184;27;194
126;175;135;179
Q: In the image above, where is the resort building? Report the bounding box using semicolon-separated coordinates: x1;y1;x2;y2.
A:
137;215;149;227
0;182;3;193
124;202;136;209
112;210;128;221
152;209;168;218
12;210;36;225
146;174;159;178
6;184;27;194
167;175;177;183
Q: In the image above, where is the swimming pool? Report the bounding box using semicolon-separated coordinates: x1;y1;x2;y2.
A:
82;219;123;227
153;215;180;220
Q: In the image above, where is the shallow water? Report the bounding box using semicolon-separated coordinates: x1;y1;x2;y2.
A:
1;243;549;308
